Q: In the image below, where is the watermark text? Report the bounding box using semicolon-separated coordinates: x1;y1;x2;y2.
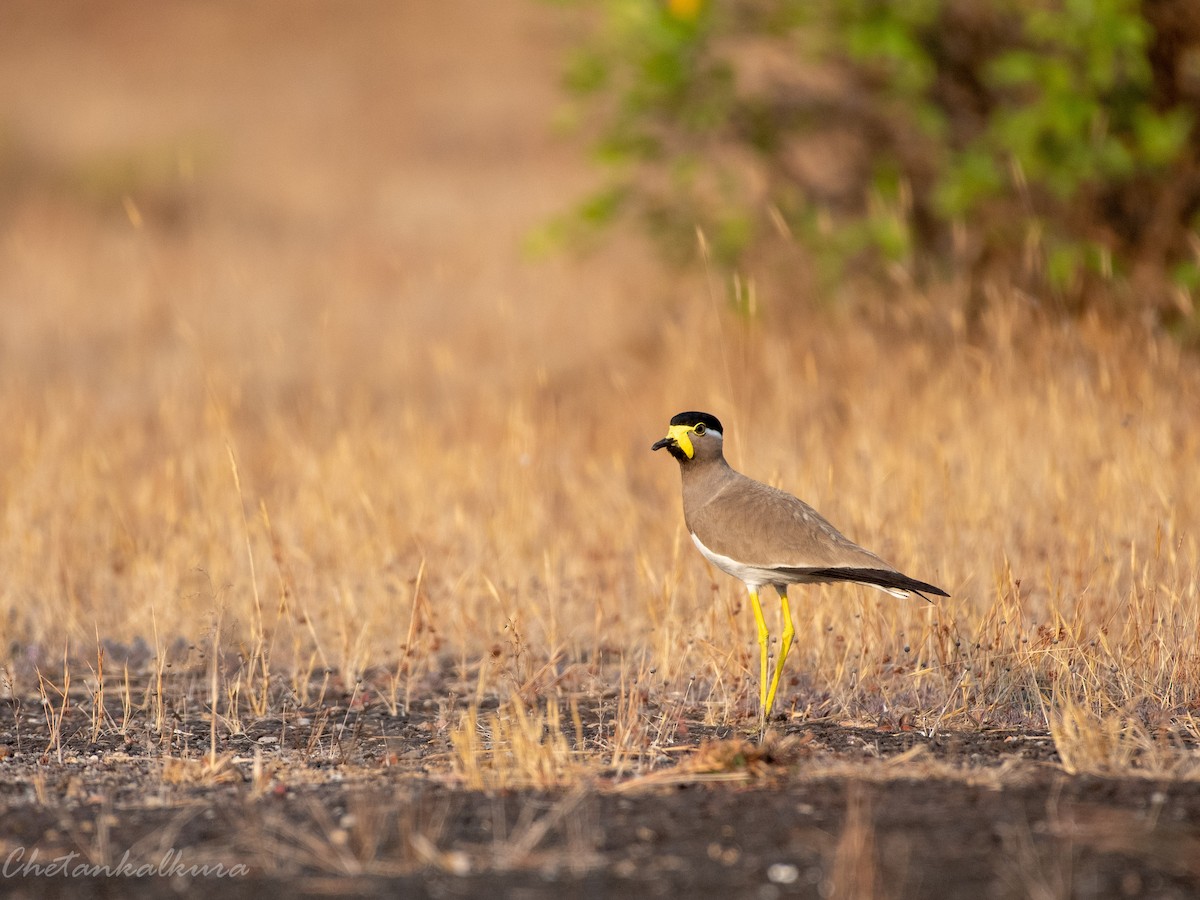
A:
4;847;248;878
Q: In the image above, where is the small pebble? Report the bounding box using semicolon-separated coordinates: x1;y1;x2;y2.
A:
767;863;799;885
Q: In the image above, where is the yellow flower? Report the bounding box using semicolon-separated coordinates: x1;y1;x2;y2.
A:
667;0;703;23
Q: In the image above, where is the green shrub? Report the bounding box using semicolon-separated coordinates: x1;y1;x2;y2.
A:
554;0;1200;316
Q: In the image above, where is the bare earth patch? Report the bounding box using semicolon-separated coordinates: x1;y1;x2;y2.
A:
2;671;1199;899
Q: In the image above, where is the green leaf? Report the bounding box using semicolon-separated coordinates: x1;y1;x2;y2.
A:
578;185;629;226
989;50;1042;89
935;150;1003;218
564;50;609;95
1133;108;1194;168
1046;243;1083;292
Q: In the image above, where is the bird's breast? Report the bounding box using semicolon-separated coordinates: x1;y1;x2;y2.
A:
690;532;775;588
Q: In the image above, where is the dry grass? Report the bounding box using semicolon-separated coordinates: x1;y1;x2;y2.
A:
1;1;1199;787
450;697;584;790
826;785;883;900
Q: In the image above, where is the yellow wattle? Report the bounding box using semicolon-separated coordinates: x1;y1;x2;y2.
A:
667;424;695;459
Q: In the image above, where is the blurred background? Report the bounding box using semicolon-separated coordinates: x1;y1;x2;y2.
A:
1;1;1198;723
0;2;670;399
0;0;703;668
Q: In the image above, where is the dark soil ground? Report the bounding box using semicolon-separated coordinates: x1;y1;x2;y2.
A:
2;673;1199;900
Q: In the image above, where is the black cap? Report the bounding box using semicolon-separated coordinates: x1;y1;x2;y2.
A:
669;411;723;433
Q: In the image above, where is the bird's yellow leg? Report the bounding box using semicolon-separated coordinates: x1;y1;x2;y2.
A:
748;588;770;710
764;590;795;715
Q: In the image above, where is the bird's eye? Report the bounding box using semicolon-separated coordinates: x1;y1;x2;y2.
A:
693;423;707;435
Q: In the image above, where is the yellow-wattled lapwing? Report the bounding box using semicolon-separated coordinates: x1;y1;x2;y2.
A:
652;411;947;719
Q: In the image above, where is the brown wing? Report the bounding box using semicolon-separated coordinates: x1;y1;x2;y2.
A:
686;472;896;571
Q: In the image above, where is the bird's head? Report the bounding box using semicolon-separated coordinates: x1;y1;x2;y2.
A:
651;411;724;463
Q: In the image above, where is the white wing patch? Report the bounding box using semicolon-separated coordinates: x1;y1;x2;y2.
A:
690;532;774;587
689;532;912;598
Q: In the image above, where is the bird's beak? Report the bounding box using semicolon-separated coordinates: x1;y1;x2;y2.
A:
651;424;694;459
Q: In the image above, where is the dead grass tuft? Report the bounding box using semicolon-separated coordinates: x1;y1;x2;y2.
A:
160;753;242;786
826;785;883;900
1049;695;1200;778
687;731;814;776
450;698;585;790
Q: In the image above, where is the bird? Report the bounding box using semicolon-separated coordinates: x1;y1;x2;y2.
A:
652;410;947;720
